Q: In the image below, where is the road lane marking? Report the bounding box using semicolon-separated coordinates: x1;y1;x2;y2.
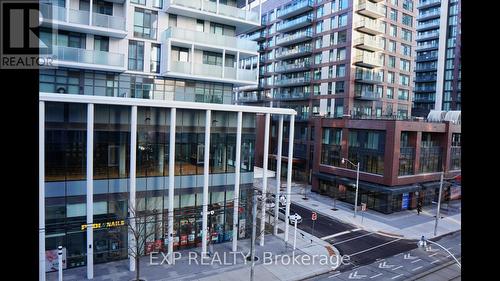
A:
349;239;402;256
411;259;422;263
328;273;341;278
321;228;362;240
431;259;440;264
370;273;383;279
429;253;439;257
412;266;423;271
392;266;403;271
391;274;403;279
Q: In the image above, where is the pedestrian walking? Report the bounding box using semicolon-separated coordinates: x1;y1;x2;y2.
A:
417;202;422;215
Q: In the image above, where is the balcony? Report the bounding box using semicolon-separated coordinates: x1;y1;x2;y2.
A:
41;46;125;72
167;61;258;86
415;64;437;72
277;0;315;20
416;21;440;31
277;15;313;33
416;53;438;61
416;31;440;41
164;27;258;54
273;91;310;100
353;51;383;68
356;0;385;19
275;45;312;60
417;9;441;21
354;68;383;84
237;92;267;103
275;76;311;87
354;18;384;35
246;30;267;41
417;0;441;9
354;89;381;100
276;30;313;47
165;0;260;32
414;75;437;82
416;42;439;51
275;61;311;73
414;85;437;92
353;35;384;52
39;4;127;38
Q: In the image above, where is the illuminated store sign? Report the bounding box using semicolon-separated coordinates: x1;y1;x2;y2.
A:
81;220;125;231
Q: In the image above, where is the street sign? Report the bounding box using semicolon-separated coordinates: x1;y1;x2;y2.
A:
361;203;367;211
311;212;317;221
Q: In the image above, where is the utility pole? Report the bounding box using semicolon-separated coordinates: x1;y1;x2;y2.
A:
250;187;257;281
434;171;444;236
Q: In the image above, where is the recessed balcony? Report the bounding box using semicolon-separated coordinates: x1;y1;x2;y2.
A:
356;0;385;19
416;42;439;51
416;31;440;41
277;0;315;20
415;64;437;72
275;61;311;73
40;46;126;72
353;51;383;68
276;30;313;47
417;0;441;9
275;45;312;60
39;4;127;38
354;68;383;84
416;21;440;31
274;76;311;87
164;27;258;54
354;88;381;100
353;35;384;52
415;75;437;83
165;0;260;33
277;15;313;33
417;9;441;21
354;18;384;35
273;91;310;100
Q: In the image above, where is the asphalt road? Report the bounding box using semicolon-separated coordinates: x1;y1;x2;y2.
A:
288;202;462;281
290;203;417;270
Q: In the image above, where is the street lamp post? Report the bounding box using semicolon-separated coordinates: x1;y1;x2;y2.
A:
418;236;461;268
341;158;360;218
434;171;444;236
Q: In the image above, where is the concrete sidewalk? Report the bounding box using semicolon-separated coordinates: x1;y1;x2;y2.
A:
47;217;339;281
285;181;461;240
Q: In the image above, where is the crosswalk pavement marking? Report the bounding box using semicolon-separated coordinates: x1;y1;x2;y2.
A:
321;228;362;240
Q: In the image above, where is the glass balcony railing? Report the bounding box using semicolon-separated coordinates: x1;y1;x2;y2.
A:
416;42;439;50
418;9;441;20
275;61;311;72
354;89;381;100
274;91;310;100
40;3;66;22
275;76;311;86
414;85;437;92
170;61;257;82
417;0;441;9
357;0;385;18
276;30;313;46
416;31;440;40
92;13;126;30
277;0;314;19
275;45;312;59
414;75;437;82
415;64;437;71
353;51;383;67
416;53;438;61
416;21;440;30
354;18;385;34
68;9;90;25
277;15;313;32
355;69;383;83
168;0;259;25
164;27;258;53
353;35;384;50
48;46;125;67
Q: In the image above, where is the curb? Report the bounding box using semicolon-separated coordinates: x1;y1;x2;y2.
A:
404;257;461;281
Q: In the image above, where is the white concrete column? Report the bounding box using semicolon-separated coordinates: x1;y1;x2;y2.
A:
89;0;93;25
284;115;295;243
191;44;195;75
434;0;450;111
236;52;240;80
259;113;270;246
222;49;226;78
129;105;138;272
39;101;46;281
65;0;69;22
259;0;262;23
201;110;211;256
232;111;243;252
256;53;260;81
86;103;94;279
167;108;176;262
217;0;220;14
274;115;283;236
245;0;249;20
